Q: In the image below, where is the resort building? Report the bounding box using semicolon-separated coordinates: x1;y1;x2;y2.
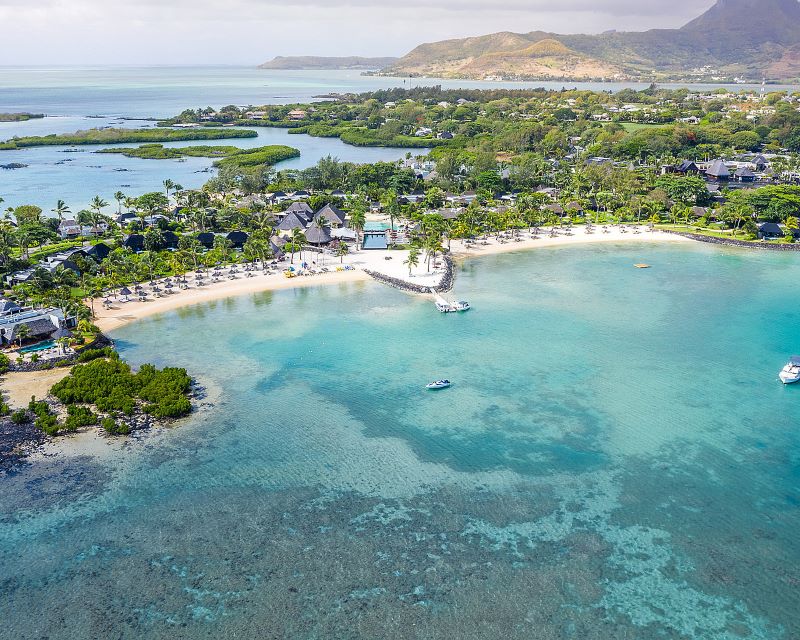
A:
314;204;346;228
0;303;71;347
706;159;731;181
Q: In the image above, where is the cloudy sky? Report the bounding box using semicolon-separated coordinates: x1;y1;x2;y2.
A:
0;0;716;65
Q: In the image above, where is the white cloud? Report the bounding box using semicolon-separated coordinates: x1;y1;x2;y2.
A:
0;0;716;65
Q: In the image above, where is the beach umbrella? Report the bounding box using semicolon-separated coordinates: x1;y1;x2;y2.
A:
119;286;132;296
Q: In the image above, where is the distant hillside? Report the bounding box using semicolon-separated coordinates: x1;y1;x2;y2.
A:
259;56;398;70
384;0;800;81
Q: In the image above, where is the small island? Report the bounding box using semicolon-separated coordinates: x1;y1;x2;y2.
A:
0;341;196;471
0;127;258;150
97;143;300;167
0;113;45;122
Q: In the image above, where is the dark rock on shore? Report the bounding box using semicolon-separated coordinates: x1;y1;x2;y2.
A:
663;230;800;251
0;417;47;474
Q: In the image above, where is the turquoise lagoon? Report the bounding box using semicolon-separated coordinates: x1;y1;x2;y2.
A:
1;242;799;639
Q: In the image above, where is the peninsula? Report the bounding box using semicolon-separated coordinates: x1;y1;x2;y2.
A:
259;56;398;70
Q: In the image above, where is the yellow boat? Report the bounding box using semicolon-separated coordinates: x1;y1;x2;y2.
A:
634;264;651;269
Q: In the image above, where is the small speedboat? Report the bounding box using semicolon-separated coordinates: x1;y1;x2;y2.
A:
426;380;451;390
452;301;471;312
779;356;800;384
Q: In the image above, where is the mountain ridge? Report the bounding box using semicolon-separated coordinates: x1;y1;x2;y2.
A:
383;0;800;81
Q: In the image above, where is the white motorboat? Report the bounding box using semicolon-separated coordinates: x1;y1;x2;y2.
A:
434;294;470;313
426;380;451;390
779;356;800;384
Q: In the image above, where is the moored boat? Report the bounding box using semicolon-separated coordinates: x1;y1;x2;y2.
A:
426;380;451;390
779;356;800;384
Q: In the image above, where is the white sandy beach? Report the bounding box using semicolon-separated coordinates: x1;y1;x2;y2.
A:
1;368;72;409
92;229;691;333
449;227;691;258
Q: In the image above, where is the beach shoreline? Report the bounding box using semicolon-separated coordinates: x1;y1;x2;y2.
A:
448;228;691;258
92;229;691;333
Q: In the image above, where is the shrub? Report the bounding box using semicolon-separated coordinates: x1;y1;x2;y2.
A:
0;402;10;417
0;352;10;374
50;358;193;423
102;417;129;436
76;347;118;363
10;409;28;424
63;405;97;432
145;395;192;418
36;414;59;436
28;398;51;418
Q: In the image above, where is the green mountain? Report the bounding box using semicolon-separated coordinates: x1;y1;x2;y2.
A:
384;0;800;81
259;56;398;70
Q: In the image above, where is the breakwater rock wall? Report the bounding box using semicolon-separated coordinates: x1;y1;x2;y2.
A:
663;230;800;251
364;255;455;294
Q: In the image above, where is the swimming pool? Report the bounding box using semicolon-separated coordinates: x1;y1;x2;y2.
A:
362;233;389;250
365;221;390;231
19;340;55;354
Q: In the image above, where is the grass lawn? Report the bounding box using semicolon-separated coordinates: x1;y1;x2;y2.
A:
620;122;667;132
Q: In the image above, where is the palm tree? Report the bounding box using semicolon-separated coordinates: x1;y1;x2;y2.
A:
290;228;305;264
51;199;70;222
424;236;443;272
178;235;202;271
16;227;33;260
349;206;366;250
114;191;126;214
336;242;349;263
90;196;108;227
404;246;420;277
250;209;274;234
381;189;399;231
163;179;176;200
15;323;31;349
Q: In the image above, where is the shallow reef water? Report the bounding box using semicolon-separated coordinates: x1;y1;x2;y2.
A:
1;243;799;639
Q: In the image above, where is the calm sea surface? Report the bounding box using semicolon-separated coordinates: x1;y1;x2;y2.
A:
1;242;799;639
2;66;798;211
